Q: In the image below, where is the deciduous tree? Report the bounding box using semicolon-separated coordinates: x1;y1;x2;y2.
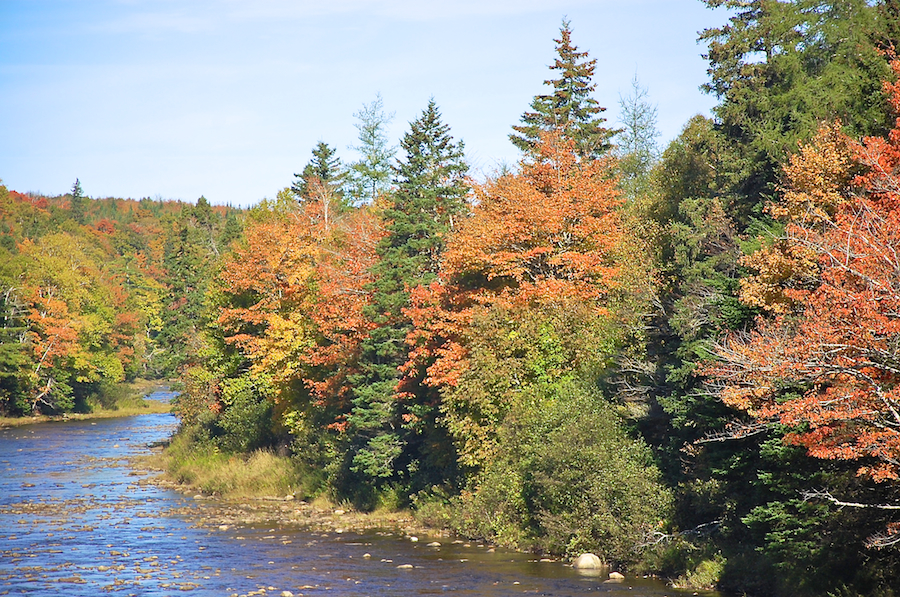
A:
709;63;900;547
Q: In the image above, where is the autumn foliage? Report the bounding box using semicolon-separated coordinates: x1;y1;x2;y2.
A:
710;62;900;539
400;132;652;471
405;132;638;389
215;194;382;416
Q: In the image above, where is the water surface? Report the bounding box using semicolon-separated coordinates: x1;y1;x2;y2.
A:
0;391;709;596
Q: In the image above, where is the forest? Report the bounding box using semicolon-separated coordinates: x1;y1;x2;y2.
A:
4;1;900;595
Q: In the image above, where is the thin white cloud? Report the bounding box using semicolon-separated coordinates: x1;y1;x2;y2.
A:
90;8;218;35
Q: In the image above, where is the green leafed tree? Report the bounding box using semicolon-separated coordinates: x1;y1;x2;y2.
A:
510;19;616;160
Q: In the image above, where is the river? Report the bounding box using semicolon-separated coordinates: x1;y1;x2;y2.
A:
0;391;710;596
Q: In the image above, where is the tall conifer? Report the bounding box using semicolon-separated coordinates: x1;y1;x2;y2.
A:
292;141;345;203
511;19;615;160
347;94;396;204
69;178;85;224
346;100;468;498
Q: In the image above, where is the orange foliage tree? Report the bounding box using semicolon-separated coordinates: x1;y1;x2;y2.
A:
709;61;900;546
213;191;382;424
404;131;652;468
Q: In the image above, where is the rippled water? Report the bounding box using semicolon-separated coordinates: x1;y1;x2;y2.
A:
0;391;710;596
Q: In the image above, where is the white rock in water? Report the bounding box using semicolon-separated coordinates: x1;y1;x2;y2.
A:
427;541;441;547
397;564;414;569
281;592;294;597
609;571;625;580
573;553;604;569
409;536;418;542
362;553;371;559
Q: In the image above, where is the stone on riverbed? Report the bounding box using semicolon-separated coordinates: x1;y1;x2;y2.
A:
608;571;625;581
573;553;604;570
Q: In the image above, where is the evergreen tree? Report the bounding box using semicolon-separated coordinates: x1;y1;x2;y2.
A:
511;19;616;159
219;209;243;249
347;94;396;205
69;178;85;225
345;100;468;503
616;75;661;199
155;206;217;375
699;0;892;229
292;141;346;202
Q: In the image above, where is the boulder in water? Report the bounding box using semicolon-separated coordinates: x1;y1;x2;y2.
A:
573;553;604;569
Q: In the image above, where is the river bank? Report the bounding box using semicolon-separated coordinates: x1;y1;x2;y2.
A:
134;438;442;542
0;380;171;429
0;405;706;596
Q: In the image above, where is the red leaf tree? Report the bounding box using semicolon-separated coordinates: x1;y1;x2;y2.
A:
708;61;900;546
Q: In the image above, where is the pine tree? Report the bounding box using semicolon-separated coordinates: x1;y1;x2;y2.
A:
345;100;468;500
510;19;615;160
69;178;85;225
292;141;346;202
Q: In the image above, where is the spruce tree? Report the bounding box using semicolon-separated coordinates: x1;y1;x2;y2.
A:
345;100;468;501
511;19;615;160
292;141;346;203
69;178;85;224
699;0;892;229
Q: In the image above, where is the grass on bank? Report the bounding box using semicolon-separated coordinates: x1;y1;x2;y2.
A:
0;379;171;428
161;429;302;499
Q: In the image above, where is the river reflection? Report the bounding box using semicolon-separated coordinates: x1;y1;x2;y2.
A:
0;391;708;596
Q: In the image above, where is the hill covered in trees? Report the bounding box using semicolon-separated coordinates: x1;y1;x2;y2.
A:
0;185;241;414
5;3;900;595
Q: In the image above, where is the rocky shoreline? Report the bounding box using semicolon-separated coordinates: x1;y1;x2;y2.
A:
130;450;444;541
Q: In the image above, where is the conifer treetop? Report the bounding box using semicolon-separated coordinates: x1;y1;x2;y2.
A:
511;19;616;160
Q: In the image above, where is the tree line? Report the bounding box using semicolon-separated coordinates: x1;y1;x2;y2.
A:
4;2;900;595
0;188;241;414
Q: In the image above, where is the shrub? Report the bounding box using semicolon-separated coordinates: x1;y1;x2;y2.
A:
451;380;672;565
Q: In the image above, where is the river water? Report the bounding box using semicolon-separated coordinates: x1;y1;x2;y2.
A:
0;391;709;597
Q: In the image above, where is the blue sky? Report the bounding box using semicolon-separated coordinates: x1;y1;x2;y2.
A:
0;0;731;207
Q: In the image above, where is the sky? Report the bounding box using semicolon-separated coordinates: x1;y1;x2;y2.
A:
0;0;732;207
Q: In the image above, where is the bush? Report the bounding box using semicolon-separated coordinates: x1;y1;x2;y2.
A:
216;378;274;452
451;380;672;566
